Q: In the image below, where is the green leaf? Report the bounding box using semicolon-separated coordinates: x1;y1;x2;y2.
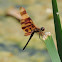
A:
43;35;61;62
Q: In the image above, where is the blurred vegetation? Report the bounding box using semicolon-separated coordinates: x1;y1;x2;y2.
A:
0;0;62;62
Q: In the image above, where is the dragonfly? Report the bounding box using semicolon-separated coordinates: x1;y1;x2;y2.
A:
20;7;45;50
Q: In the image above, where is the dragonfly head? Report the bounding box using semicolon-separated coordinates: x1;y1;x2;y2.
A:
41;27;45;31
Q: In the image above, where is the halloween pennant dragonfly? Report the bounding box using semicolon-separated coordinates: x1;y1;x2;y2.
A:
20;7;45;50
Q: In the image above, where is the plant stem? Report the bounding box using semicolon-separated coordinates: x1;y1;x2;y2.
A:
52;0;62;60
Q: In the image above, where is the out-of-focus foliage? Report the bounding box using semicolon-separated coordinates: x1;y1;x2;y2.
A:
0;0;62;62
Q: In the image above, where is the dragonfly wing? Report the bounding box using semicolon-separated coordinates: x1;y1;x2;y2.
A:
20;7;37;36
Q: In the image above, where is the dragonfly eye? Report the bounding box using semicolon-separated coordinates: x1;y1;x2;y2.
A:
41;27;45;31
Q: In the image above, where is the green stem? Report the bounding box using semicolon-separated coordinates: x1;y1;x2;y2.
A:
52;0;62;60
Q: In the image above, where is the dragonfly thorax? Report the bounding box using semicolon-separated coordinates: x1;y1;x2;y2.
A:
34;27;45;32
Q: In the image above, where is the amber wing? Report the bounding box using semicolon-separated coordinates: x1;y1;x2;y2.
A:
20;7;37;36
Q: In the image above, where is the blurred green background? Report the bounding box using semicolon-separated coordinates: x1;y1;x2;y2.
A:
0;0;62;62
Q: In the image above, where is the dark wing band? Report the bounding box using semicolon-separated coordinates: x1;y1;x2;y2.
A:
20;7;37;36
